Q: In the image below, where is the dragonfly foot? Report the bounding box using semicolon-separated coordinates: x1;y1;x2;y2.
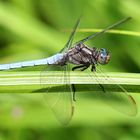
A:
99;84;105;92
91;64;96;72
72;84;76;101
81;66;89;71
73;96;76;102
72;64;90;71
72;65;85;71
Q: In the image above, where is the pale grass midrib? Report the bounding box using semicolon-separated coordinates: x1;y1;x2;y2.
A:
0;72;139;85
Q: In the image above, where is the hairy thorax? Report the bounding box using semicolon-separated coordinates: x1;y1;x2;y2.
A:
67;44;97;65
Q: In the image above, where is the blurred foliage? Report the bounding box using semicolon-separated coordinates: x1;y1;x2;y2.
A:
0;0;140;140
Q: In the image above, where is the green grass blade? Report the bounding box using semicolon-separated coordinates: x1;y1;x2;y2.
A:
0;2;65;52
65;29;140;37
0;72;139;93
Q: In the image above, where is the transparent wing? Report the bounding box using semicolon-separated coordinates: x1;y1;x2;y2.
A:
40;17;81;125
40;65;74;125
60;16;81;53
86;67;137;116
74;17;131;45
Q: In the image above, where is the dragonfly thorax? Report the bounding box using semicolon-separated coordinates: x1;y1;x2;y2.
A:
67;43;110;66
67;44;95;65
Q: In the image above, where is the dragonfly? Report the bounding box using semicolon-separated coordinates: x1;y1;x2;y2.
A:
0;17;137;125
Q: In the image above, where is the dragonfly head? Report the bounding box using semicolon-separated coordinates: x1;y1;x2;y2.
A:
97;48;110;65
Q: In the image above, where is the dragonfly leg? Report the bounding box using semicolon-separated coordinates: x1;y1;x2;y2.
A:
72;65;85;71
91;65;105;92
71;84;76;101
72;64;90;71
99;84;105;92
81;65;90;71
91;64;96;72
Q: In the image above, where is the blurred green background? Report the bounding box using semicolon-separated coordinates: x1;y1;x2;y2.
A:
0;0;140;140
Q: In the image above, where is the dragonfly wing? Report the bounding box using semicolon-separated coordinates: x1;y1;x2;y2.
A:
40;65;74;125
86;67;137;116
39;17;81;125
60;16;81;53
75;17;131;45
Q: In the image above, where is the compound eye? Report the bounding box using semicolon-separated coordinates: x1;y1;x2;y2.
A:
100;55;103;59
98;52;110;65
97;48;110;65
100;53;105;59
